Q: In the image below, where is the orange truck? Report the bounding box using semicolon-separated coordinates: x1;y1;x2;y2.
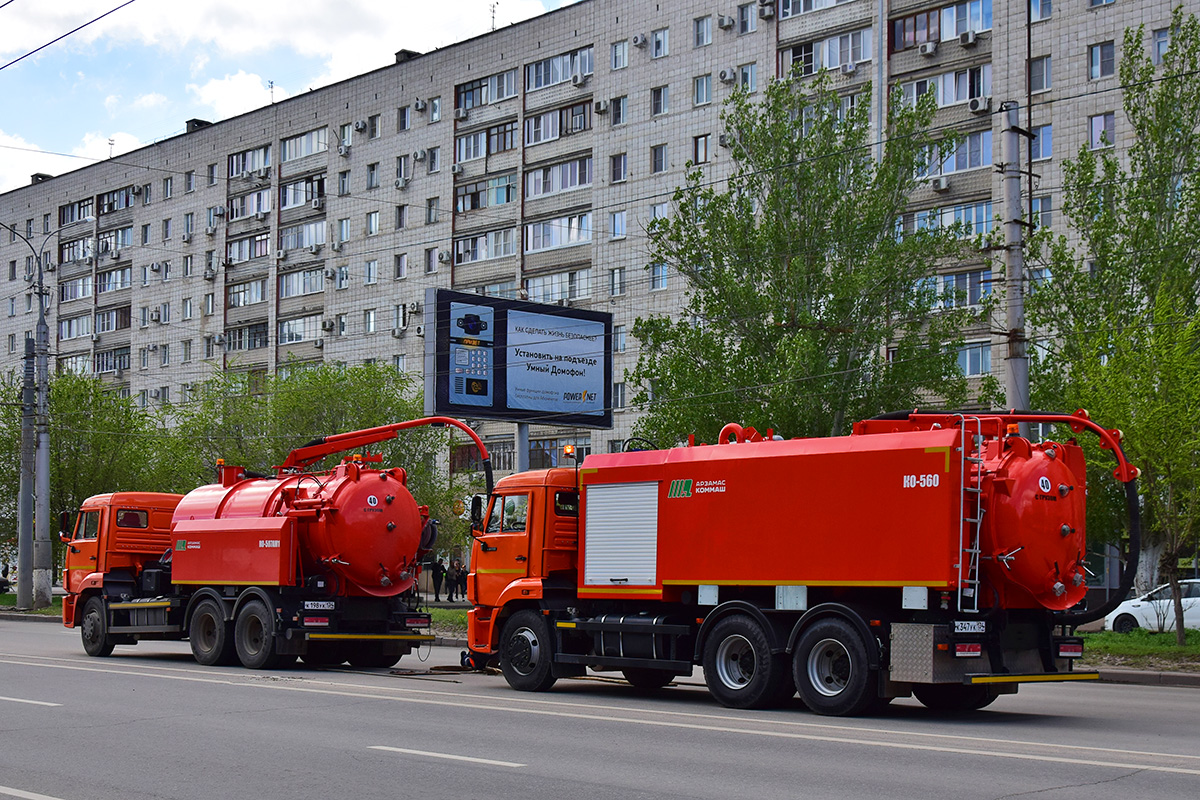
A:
465;411;1141;715
61;417;492;669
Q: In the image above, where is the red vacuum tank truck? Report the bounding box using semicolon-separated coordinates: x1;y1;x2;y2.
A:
61;417;492;669
465;411;1140;715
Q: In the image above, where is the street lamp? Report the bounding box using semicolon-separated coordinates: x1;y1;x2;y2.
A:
0;215;95;609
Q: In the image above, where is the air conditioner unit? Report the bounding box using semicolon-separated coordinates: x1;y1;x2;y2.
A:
758;5;775;19
330;241;344;252
150;389;161;399
322;320;336;331
213;334;225;345
129;185;141;195
413;98;428;112
203;269;216;281
594;99;609;114
276;249;287;261
84;256;95;266
311;197;325;210
407;300;421;313
181;232;192;243
453;108;469;121
968;95;992;114
918;41;938;57
718;133;733;148
394;177;409;189
313;338;324;349
391;327;406;338
450;163;464;175
840;62;858;75
570;72;589;87
256;167;270;179
255;211;267;221
149;262;162;272
147;343;159;351
414;325;425;337
413;149;427;162
353;119;368;132
308;244;322;255
716;15;734;30
90;333;100;342
45;262;56;272
437;249;452;263
931;175;950;192
337;145;351;157
960;30;977;47
632;33;647;47
110;250;121;260
719;68;736;83
205;226;216;236
240;170;254;180
212;206;225;216
150;310;161;323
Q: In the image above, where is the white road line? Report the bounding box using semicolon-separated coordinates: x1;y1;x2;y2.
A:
369;745;524;768
0;696;61;707
0;785;70;800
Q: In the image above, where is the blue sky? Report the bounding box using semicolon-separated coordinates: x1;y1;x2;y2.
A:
0;0;572;194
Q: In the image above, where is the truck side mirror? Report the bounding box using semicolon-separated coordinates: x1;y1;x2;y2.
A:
58;511;72;542
470;495;484;529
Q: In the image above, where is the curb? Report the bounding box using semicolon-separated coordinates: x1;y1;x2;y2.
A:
0;611;60;624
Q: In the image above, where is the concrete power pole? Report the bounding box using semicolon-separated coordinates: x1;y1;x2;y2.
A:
1001;101;1030;430
16;339;35;609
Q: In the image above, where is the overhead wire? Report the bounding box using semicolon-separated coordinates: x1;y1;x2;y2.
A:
0;0;140;73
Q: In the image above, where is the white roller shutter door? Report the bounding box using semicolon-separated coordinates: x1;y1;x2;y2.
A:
583;481;659;586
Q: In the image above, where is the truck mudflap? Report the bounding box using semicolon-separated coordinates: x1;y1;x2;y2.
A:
964;671;1100;685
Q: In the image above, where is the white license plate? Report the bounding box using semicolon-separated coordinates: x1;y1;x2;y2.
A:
954;620;986;634
303;600;336;611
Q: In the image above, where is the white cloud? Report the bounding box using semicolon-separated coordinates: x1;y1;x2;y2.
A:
187;71;291;122
0;129;140;193
132;93;168;110
104;94;121;114
190;53;210;77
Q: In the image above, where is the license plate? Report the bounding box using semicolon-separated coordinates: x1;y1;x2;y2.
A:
304;600;336;611
954;620;986;634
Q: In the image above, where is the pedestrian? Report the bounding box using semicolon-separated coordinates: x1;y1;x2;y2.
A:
445;561;459;602
432;558;446;601
458;560;469;602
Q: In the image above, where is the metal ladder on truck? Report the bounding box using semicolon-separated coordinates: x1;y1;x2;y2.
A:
955;415;985;614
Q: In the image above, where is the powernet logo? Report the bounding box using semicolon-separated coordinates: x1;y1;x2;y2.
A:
667;479;693;498
562;390;597;404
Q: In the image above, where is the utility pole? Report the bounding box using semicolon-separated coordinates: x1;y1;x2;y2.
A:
16;339;35;609
1001;101;1030;434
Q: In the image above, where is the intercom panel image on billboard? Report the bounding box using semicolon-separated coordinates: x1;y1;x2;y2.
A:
425;288;613;429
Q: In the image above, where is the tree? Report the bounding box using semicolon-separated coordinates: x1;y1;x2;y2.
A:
1027;8;1200;645
630;74;983;446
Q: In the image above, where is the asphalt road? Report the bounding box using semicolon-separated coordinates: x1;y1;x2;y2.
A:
2;620;1199;800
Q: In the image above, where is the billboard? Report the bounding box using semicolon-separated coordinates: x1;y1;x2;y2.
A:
424;288;612;429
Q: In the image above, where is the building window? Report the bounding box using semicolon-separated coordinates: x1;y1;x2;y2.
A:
1031;124;1052;161
695;16;712;47
650;202;669;221
613;382;626;409
1031;195;1052;229
338;170;351;195
1152;28;1171;65
1030;0;1051;23
366;211;379;236
739;63;757;92
337;218;350;242
611;153;627;183
524;214;591;253
366;163;379;189
940;0;992;38
612;95;628;125
398;106;411;131
693;134;711;164
651;263;668;290
1090;41;1115;79
694;75;712;106
1029;56;1051;93
610;211;626;240
891;10;940;53
652;144;668;174
1089;113;1115;149
527;46;594;90
613;325;626;353
941;268;992;307
426;197;440;224
651;28;669;59
957;342;991;376
611;40;628;70
395;205;407;229
429;96;441;122
651;85;669;116
364;309;376;333
425;248;438;273
428;147;441;173
737;3;757;34
394;253;408;279
610;266;626;295
364;259;378;284
207;163;218;185
1089;0;1113;6
368;114;380;139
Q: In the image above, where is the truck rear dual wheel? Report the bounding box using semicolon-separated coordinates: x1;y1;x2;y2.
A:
913;684;1000;713
235;599;286;670
793;618;878;717
189;599;237;666
500;610;557;692
702;615;794;709
81;596;115;658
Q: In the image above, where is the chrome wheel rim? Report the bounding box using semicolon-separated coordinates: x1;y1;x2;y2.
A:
715;634;756;690
807;638;851;697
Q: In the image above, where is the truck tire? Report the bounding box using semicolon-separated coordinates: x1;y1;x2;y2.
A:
234;599;284;670
702;614;793;709
793;618;877;717
499;610;557;692
80;596;115;657
189;599;236;666
913;684;1000;713
622;668;675;690
1112;614;1139;634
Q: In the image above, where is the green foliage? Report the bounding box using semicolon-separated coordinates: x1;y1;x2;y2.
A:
630;74;977;445
1027;9;1200;623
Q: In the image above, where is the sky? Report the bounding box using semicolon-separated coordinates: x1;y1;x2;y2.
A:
0;0;574;195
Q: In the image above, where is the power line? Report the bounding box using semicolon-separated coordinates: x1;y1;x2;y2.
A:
0;0;140;73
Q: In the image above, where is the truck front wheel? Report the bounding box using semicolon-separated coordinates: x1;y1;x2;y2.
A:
234;599;284;670
499;610;556;692
793;618;877;716
190;599;236;666
702;614;793;709
80;596;115;657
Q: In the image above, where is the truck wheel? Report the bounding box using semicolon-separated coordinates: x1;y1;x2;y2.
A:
622;668;675;689
1112;614;1139;634
234;599;284;670
80;596;115;657
189;599;236;666
499;610;557;692
913;684;1000;713
702;615;792;709
793;618;877;717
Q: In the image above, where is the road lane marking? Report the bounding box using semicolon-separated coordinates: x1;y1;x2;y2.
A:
369;745;524;768
0;785;70;800
3;654;1198;776
0;696;61;707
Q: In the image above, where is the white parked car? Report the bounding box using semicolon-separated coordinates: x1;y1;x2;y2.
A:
1104;579;1200;633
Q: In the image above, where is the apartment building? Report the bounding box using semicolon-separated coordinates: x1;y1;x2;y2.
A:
0;0;1185;471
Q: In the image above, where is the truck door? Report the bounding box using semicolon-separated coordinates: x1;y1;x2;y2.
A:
471;493;531;605
63;509;102;594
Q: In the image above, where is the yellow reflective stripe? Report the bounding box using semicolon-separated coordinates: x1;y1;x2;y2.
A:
968;672;1099;685
108;601;172;609
476;568;526;574
577;586;662;597
556;622;577;628
924;446;952;472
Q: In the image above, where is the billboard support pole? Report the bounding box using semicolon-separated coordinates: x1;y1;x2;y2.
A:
515;422;530;472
